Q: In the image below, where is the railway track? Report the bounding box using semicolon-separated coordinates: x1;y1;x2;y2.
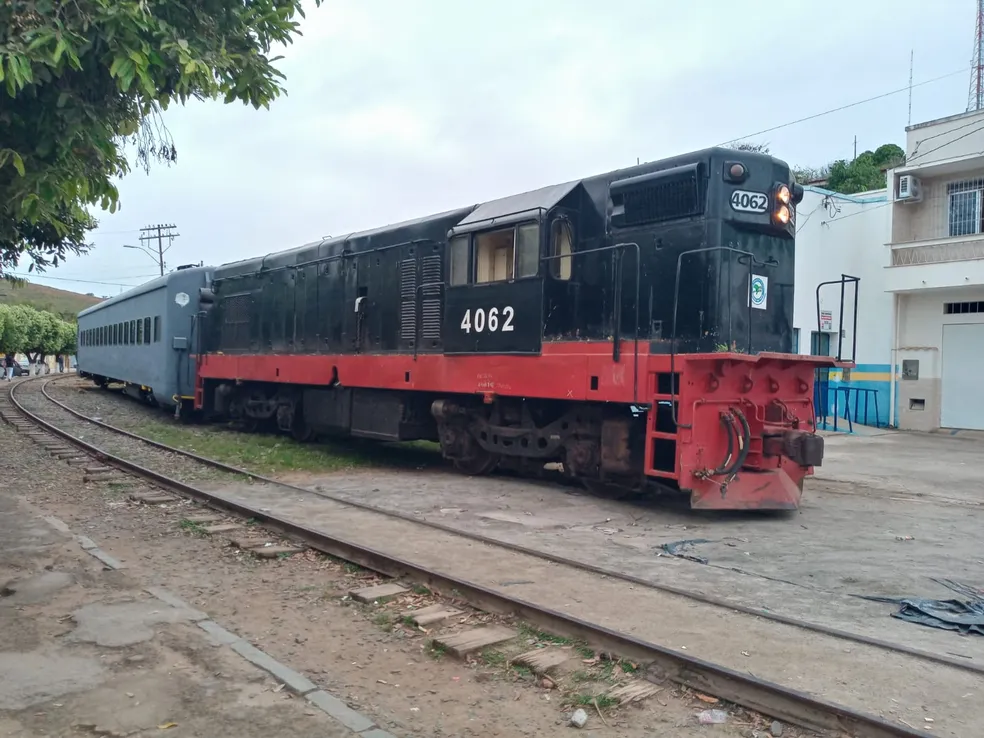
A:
0;375;952;738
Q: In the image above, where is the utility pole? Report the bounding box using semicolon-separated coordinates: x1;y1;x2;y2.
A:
130;224;179;276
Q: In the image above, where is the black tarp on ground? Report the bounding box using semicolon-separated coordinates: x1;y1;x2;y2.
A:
858;579;984;636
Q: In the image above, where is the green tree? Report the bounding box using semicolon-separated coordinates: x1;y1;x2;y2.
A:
825;144;905;194
0;0;318;278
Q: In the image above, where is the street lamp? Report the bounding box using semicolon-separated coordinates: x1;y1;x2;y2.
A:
123;243;164;276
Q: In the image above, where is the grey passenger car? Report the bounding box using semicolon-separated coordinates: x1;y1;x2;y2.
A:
76;266;212;413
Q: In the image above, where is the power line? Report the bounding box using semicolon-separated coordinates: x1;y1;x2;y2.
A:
719;68;967;146
5;272;159;287
907;121;984;164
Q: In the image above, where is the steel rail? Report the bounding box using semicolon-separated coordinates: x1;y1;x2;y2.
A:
5;375;937;738
32;376;983;678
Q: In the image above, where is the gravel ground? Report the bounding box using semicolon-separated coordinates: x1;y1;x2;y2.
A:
2;381;794;738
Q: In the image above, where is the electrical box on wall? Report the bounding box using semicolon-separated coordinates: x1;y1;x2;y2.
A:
902;359;919;380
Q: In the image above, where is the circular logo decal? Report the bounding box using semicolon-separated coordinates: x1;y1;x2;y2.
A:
750;277;766;307
175;292;190;307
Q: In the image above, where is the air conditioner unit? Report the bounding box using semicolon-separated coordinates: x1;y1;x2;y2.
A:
897;174;922;202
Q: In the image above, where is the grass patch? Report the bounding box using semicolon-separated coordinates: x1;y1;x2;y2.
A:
400;615;418;628
131;422;370;476
411;584;431;596
372;611;394;631
426;640;447;660
177;519;207;536
342;562;365;575
480;648;506;667
575;644;595;660
125;420;443;478
510;664;532;678
572;694;619;709
518;622;571;645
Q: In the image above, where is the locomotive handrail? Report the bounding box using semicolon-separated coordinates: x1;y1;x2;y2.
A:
815;275;859;363
542;241;641;404
669;245;777;429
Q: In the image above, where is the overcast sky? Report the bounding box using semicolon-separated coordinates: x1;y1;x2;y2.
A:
16;0;976;297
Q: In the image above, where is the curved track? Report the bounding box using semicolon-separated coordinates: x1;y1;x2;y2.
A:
35;377;983;677
3;375;941;738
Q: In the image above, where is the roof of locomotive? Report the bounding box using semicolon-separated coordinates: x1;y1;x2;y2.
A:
210;146;790;281
212;205;477;279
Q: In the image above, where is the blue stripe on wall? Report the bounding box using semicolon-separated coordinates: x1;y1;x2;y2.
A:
816;363;892;429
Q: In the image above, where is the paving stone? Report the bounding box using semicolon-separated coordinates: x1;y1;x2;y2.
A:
43;516;71;533
305;690;375;733
203;523;243;534
230;640;317;695
87;548;124;570
349;583;408;604
432;626;516;657
145;586;207;621
400;603;462;626
511;647;571;674
252;545;305;559
196;619;242;646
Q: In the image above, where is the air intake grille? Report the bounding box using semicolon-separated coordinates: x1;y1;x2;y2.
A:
221;293;252;349
610;164;704;228
400;258;417;340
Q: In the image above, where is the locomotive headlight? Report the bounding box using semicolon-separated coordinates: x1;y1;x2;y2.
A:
776;184;791;205
775;204;791;224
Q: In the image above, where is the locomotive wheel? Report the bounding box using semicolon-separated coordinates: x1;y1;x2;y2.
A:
291;420;315;443
452;447;500;476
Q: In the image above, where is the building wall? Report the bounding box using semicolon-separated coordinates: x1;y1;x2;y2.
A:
904;109;984;165
793;187;893;426
895;287;984;430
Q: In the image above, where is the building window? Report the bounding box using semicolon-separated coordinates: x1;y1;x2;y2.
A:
947;179;984;237
449;235;469;286
944;301;984;314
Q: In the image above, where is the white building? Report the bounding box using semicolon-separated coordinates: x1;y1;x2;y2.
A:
887;109;984;432
793;187;893;428
790;107;984;433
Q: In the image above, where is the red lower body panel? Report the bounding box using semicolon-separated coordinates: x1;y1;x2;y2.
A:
197;343;837;511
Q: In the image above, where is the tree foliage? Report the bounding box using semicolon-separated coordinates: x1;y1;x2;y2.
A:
727;141;904;193
0;0;317;278
0;302;77;355
825;144;905;195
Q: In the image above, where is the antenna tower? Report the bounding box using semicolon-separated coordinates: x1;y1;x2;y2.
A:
969;0;984;111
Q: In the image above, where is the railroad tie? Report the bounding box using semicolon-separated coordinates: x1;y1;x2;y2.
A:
400;603;463;626
349;583;409;604
431;626;517;658
128;492;178;505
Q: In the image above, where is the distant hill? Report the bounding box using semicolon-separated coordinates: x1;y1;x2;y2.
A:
0;281;103;321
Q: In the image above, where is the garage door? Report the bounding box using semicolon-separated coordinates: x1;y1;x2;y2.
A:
941;322;984;430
